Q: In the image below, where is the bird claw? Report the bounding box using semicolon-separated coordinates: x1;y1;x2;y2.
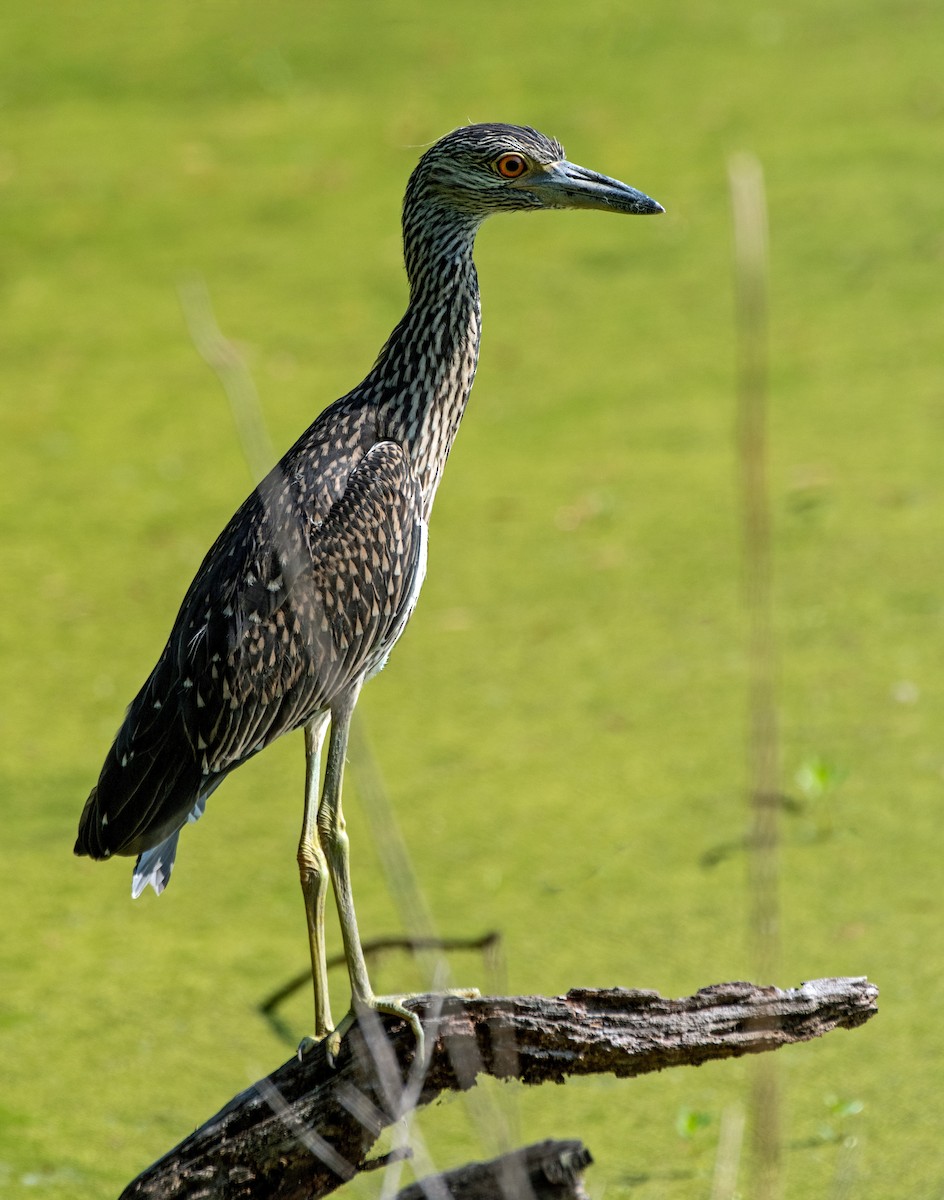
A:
298;989;481;1068
318;995;429;1069
338;996;425;1066
296;1034;320;1061
293;1003;415;1068
324;1011;356;1067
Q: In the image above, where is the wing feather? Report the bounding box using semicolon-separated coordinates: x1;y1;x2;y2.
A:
76;439;424;861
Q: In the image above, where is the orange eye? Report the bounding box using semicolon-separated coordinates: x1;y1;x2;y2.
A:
495;153;529;179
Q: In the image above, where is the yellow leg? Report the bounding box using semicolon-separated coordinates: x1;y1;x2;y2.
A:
297;710;333;1042
318;684;426;1064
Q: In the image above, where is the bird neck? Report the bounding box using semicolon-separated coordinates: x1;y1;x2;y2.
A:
371;200;485;516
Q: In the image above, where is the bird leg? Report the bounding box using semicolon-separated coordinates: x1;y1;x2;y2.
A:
317;684;427;1066
297;710;333;1043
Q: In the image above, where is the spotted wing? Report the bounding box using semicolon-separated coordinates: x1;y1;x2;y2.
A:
192;439;425;772
75;439;424;859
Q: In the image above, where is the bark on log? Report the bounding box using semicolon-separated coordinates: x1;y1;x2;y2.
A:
395;1139;593;1200
120;977;877;1200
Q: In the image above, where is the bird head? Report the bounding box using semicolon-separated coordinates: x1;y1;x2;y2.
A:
408;123;663;219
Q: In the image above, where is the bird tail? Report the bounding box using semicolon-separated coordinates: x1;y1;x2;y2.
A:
132;831;181;897
130;794;209;897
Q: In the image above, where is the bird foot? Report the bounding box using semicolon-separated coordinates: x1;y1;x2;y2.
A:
296;1034;322;1059
299;988;481;1069
326;994;423;1068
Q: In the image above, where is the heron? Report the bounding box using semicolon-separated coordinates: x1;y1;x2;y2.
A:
75;123;662;1060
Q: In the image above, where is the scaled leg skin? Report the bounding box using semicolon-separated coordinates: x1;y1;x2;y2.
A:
297;710;333;1048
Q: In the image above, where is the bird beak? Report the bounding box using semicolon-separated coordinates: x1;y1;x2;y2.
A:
526;160;664;215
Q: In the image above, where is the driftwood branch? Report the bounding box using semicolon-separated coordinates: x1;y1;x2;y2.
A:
396;1139;594;1200
121;977;877;1200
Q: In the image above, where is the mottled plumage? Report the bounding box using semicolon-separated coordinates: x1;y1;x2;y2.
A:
76;123;662;1052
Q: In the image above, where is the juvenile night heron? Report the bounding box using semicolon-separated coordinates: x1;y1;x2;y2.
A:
75;124;662;1058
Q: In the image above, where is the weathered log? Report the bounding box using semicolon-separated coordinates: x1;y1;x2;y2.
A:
120;977;877;1200
395;1139;593;1200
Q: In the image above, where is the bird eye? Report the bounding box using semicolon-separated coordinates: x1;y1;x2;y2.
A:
495;153;529;179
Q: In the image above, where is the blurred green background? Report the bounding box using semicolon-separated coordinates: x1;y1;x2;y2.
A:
1;0;942;1196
